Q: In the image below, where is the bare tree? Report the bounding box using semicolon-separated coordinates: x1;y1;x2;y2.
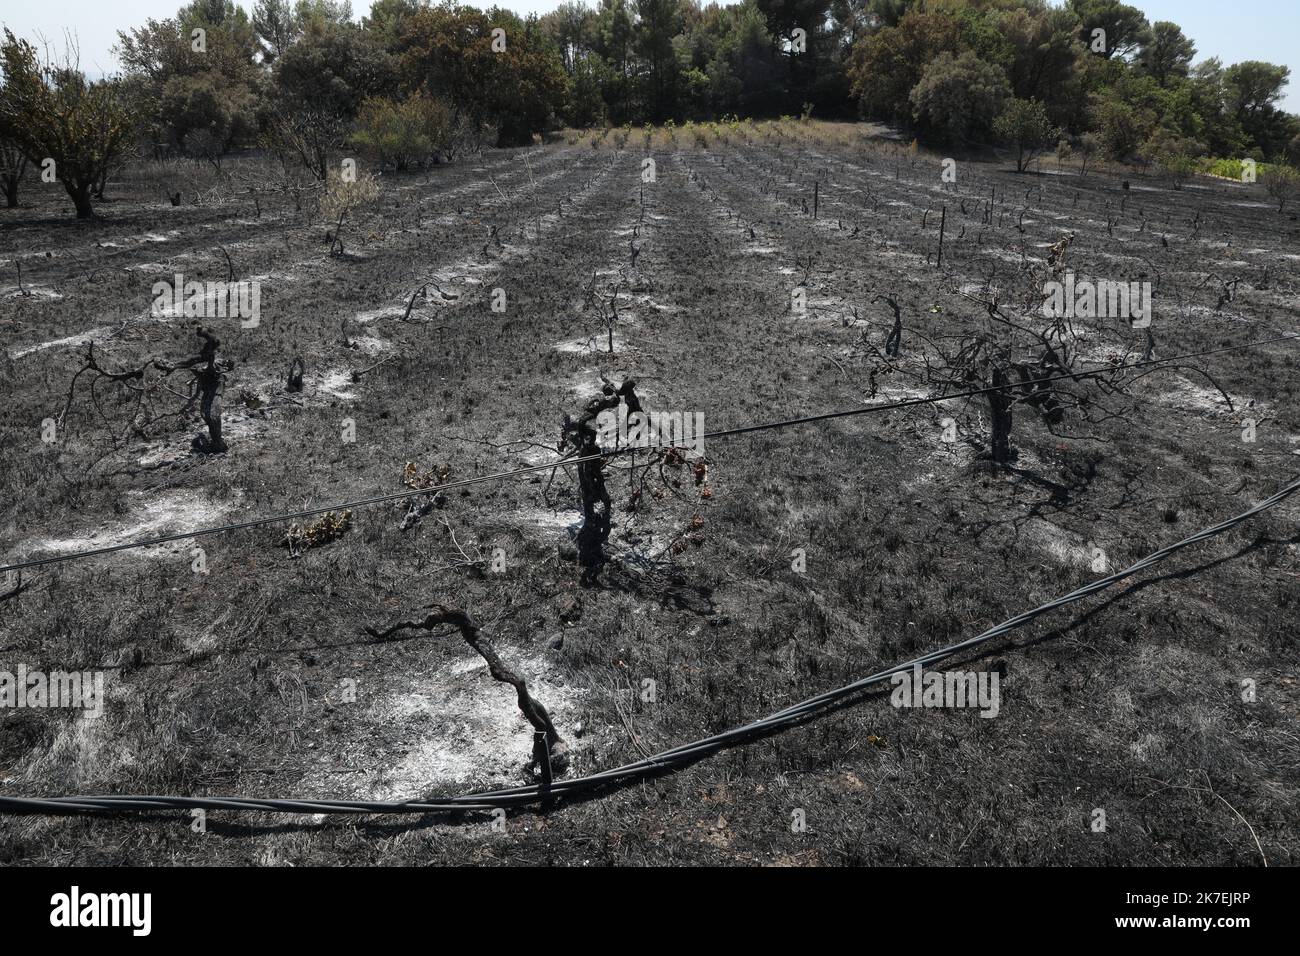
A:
61;328;233;455
157;329;232;453
1262;166;1298;213
560;378;643;583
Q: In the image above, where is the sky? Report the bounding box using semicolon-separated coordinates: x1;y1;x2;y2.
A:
1;0;1296;113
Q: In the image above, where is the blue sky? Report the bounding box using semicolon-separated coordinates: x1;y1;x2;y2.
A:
2;1;1295;112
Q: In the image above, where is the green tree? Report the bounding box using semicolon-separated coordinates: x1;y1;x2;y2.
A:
295;0;353;26
1138;128;1203;188
994;6;1082;104
592;0;636;122
271;19;395;177
1091;94;1148;159
397;5;566;146
565;54;610;127
908;51;1011;145
162;72;259;164
1137;21;1194;87
635;0;683;123
540;1;596;73
350;92;456;170
1225;61;1294;159
866;0;917;30
0;31;133;218
116;3;261;158
1067;0;1149;60
994;96;1060;172
253;0;302;62
847;10;959;123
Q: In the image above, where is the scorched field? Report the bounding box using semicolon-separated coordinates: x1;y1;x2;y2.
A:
2;121;1299;865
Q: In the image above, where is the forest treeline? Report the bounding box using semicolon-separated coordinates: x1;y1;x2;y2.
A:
1;0;1298;218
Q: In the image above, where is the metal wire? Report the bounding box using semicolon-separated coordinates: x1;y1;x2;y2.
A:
4;331;1296;575
4;472;1296;816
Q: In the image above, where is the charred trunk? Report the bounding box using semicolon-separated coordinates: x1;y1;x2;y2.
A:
67;180;94;219
989;367;1014;465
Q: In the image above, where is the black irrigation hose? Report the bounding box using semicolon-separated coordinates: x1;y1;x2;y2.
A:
3;331;1297;576
3;472;1298;816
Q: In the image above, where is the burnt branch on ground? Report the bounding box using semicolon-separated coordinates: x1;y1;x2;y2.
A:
364;605;568;777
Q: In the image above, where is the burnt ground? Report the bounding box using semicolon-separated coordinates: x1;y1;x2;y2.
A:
1;122;1299;865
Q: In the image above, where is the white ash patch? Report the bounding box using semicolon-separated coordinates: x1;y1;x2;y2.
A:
1072;344;1134;365
134;413;264;467
9;326;116;359
3;285;63;301
632;293;681;313
980;247;1044;265
353;305;407;324
554;332;630;354
184;610;232;655
510;506;583;535
317;369;358;401
872;381;934;403
345;335;393;356
1154;375;1246;415
1025;518;1099;569
343;652;589;798
14;698;119;788
562;374;655;407
564;367;601;396
21;489;235;560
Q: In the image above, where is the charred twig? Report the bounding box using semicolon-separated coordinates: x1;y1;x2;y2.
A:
0;572;30;604
364;605;568;776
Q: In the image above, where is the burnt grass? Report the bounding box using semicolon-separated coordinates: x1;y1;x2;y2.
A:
2;125;1299;865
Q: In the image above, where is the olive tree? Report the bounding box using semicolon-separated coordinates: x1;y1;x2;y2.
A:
0;31;133;218
908;51;1012;145
994;97;1060;173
